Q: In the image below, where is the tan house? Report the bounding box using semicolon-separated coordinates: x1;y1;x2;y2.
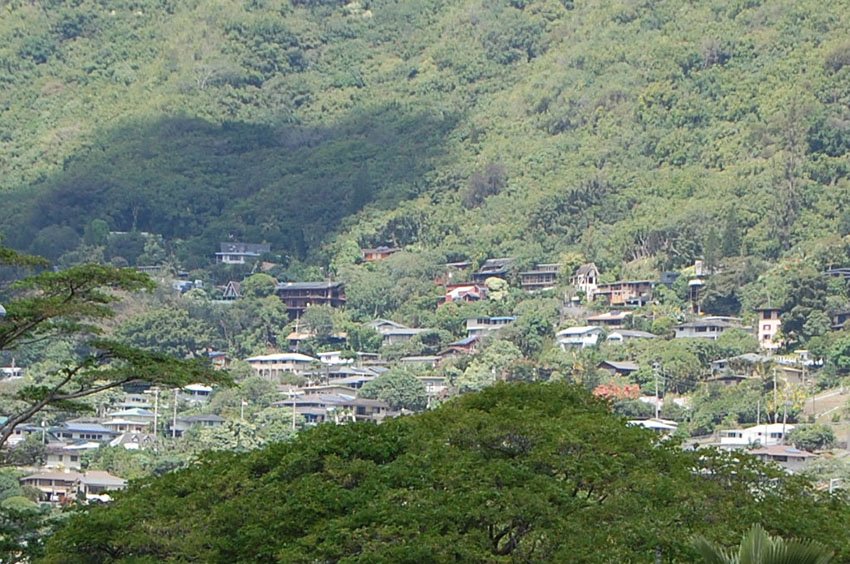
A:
756;307;782;351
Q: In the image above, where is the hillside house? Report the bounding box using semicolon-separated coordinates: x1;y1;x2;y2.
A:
361;246;400;262
245;353;318;379
832;309;850;330
571;263;600;301
52;422;117;443
215;242;271;264
275;281;346;318
443;284;485;303
20;470;126;503
593;280;655;307
756;307;782;351
556;326;603;349
606;330;658;344
169;414;226;437
719;423;794;448
674;316;744;340
586;311;632;328
519;263;560;292
181;384;213;403
749;445;817;474
45;442;99;470
466;316;516;337
598;360;639;377
471;258;514;283
366;319;430;345
221;281;241;301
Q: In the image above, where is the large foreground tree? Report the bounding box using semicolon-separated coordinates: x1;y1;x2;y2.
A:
44;383;850;562
0;246;230;448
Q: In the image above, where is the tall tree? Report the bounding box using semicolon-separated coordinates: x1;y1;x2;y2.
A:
0;246;230;449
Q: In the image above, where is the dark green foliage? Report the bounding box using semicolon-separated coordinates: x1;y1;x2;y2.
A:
43;383;850;562
788;424;837;452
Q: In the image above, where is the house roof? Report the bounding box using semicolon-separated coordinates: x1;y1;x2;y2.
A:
21;471;83;482
607;330;657;340
275;281;343;291
574;263;598;276
366;318;409;330
245;353;318;363
56;423;116;434
557;326;603;336
183;384;214;393
628;418;678;431
586;311;632;322
79;471;127;487
749;445;817;458
599;360;639;372
449;335;480;347
218;242;270;255
107;408;155;417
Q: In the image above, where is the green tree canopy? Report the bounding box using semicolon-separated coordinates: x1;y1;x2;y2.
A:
43;383;850;562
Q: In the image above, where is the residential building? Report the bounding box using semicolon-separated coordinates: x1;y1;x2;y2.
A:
597;360;639;377
45;442;99;470
361;246;400;262
606;330;658;344
471;258;514;283
674;316;744;340
221;281;241;301
628;418;678;435
51;422;117;443
586;311;632;328
466;316;516;337
832;309;850;330
443;284;485;303
418;375;449;397
719;423;794;448
366;319;430;346
215;242;271;264
756;307;782;351
169;414;226;437
519;263;560;292
182;384;214;403
275;281;346;318
556;326;604;349
748;444;818;474
593;280;655;307
20;470;126;502
245;353;318;379
571;263;600;301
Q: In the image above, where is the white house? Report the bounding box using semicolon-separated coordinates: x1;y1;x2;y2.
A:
719;423;794;448
245;352;318;379
215;242;271;264
556;326;604;349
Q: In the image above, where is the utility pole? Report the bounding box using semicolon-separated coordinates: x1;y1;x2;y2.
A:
172;388;178;439
653;361;661;419
152;387;160;437
773;369;778;424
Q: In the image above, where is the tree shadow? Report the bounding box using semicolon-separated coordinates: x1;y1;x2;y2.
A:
0;104;459;264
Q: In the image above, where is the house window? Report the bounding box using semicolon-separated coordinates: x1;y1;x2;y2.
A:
70;455;78;462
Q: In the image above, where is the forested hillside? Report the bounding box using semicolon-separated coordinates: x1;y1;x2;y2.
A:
1;0;849;271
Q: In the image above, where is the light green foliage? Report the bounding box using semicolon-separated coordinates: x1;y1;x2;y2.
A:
43;383;850;562
359;367;427;411
457;339;523;392
239;273;277;298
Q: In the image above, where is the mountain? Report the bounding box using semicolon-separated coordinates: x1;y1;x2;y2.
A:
0;0;849;273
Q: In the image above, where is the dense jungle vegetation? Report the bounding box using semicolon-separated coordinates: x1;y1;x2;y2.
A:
0;0;849;273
